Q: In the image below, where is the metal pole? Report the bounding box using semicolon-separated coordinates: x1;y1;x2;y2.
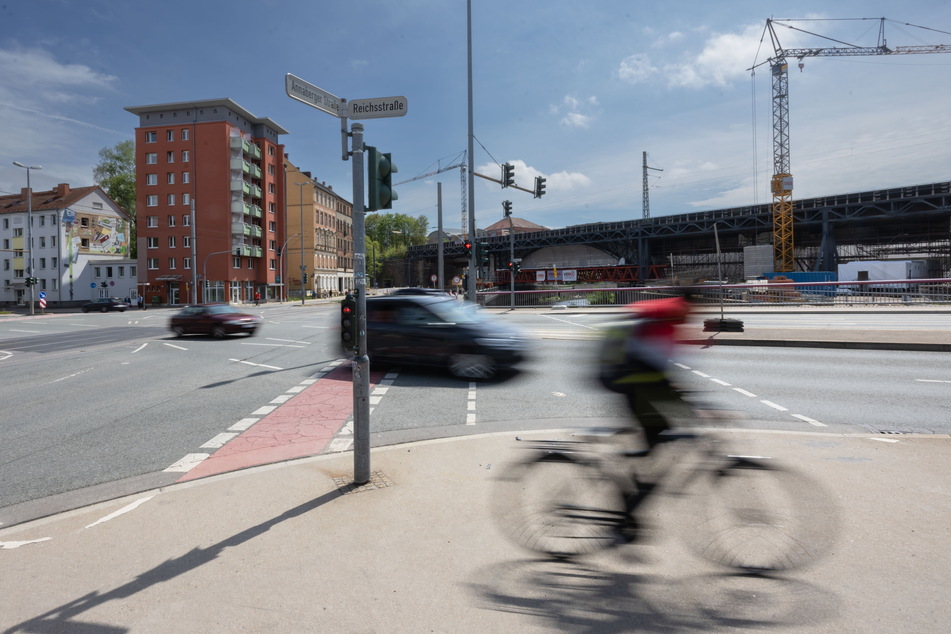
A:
350;123;371;485
190;198;198;304
509;211;515;310
713;223;725;320
437;182;444;290
13;162;41;315
466;0;477;302
296;181;308;305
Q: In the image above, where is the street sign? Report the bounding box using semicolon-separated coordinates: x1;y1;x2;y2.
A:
348;96;408;120
285;73;343;118
38;291;46;299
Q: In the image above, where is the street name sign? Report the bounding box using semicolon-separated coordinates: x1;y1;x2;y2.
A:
348;96;408;120
285;73;343;118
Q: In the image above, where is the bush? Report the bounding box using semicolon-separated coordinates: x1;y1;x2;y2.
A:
589;291;616;305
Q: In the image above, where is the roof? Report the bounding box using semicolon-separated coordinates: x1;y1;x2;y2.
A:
0;183;116;216
125;98;289;136
484;217;549;232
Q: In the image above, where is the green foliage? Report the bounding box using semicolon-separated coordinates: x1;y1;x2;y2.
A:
93;140;137;257
589;291;616;305
365;213;429;249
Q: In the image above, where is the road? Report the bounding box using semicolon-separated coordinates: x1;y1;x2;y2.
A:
1;305;949;524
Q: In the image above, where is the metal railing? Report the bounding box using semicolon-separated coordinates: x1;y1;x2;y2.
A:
476;278;951;309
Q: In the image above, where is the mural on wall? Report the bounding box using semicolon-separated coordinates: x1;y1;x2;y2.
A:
62;209;129;256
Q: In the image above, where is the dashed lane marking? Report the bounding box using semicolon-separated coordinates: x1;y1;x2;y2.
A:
84;496;155;529
792;414;827;427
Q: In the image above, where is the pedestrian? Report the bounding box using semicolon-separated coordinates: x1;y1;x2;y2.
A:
254;291;260;307
137;295;144;310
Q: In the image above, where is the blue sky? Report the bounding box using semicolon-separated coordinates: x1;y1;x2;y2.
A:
3;0;951;233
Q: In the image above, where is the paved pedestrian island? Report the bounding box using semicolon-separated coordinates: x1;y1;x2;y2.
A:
1;428;949;632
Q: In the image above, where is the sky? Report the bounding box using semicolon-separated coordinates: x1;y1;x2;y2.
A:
3;0;951;233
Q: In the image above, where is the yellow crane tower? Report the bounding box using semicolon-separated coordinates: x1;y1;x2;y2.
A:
753;18;951;272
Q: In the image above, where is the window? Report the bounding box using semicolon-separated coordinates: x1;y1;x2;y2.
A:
2;219;8;229
147;216;158;228
51;257;57;268
268;183;275;194
269;259;276;270
167;194;176;206
167;215;176;227
269;240;276;251
2;260;8;270
232;257;241;268
166;130;174;142
182;214;190;226
168;258;176;270
268;146;274;156
166;151;175;163
146;153;157;164
182;150;190;163
81;238;89;248
145;131;157;143
168;236;177;248
167;172;175;185
248;258;254;269
268;164;275;175
39;258;46;269
39;215;45;226
181;128;190;141
268;202;275;213
183;236;191;248
51;236;56;247
146;174;157;185
147;258;159;270
118;266;125;277
183;257;191;270
106;266;113;277
146;195;158;207
182;171;190;184
268;221;276;233
182;193;191;205
39;237;46;248
131;265;137;277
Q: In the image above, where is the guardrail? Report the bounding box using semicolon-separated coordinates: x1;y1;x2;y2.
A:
476;279;951;309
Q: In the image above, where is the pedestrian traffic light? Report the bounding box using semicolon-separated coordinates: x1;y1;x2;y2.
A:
501;163;515;188
341;294;357;347
503;200;512;216
367;146;398;211
464;240;473;257
534;176;547;199
513;260;521;274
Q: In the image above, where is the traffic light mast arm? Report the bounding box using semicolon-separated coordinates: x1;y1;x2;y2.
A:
472;170;536;196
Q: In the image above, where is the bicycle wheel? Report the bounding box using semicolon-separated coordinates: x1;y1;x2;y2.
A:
493;453;628;558
678;458;838;572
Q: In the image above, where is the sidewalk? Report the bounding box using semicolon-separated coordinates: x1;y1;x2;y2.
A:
1;429;949;632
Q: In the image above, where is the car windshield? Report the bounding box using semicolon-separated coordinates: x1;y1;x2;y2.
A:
424;299;483;324
204;305;240;315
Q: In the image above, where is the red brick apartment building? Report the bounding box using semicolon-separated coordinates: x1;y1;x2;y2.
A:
125;99;288;305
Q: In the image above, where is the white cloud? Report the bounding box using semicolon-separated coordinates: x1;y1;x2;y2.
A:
476;159;590;192
0;47;116;104
551;94;599;129
617;53;656;83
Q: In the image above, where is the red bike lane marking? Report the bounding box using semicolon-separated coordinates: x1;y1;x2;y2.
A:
178;363;382;482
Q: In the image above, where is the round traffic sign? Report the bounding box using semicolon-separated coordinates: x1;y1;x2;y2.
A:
38;291;46;299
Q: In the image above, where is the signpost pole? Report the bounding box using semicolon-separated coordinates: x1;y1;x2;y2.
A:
350;123;371;485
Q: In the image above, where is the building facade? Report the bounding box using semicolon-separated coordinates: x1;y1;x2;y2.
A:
0;183;134;308
284;161;352;300
125;99;288;305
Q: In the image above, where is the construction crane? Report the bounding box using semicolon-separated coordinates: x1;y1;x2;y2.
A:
396;150;468;236
752;17;951;272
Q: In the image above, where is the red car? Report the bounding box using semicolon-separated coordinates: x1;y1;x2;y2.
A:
169;304;261;338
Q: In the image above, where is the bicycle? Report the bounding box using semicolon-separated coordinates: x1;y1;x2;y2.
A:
492;426;839;572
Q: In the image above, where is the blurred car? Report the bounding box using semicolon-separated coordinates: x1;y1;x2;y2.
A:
361;295;529;379
551;298;591;310
81;297;128;313
169;304;261;338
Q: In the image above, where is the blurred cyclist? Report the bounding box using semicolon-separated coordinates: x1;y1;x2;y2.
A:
598;294;692;450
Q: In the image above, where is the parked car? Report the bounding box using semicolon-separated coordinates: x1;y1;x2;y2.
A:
169;304;261;338
81;297;128;313
359;295;529;379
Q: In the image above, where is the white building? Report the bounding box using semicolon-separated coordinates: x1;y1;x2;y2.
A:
0;183;134;308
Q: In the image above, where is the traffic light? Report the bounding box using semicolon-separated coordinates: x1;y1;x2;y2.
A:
340;294;357;347
502;200;512;216
534;176;547;199
302;273;308;283
464;240;473;257
24;277;32;287
479;243;489;266
501;162;515;188
367;146;398;211
513;260;521;274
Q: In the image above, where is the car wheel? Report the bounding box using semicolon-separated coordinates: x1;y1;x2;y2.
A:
100;306;109;313
82;307;89;313
172;326;185;337
211;326;227;339
449;353;496;379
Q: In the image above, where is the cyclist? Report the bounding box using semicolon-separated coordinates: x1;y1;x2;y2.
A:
598;294;692;451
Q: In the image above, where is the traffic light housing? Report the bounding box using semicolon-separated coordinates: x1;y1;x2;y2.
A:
534;176;547;199
513;260;521;274
367;146;398;211
503;200;512;216
24;277;32;287
340;294;357;348
479;243;489;266
463;240;473;257
501;163;515;188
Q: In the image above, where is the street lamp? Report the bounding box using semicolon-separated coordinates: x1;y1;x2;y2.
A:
13;161;42;315
296;181;310;306
202;249;235;303
279;232;301;303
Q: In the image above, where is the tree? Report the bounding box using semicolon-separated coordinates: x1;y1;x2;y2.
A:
93;140;137;257
365;212;429;250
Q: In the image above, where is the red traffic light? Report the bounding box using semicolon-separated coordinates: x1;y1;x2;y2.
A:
342;305;353;314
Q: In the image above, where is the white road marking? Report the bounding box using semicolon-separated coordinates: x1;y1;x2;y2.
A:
164;453;209;473
327;438;353;452
201;433;239;449
870;437;900;443
51;368;94;384
229;418;259;431
673;363;691;370
9;329;40;333
792;414;827;427
266;338;311;345
0;537;52;549
230;359;282;370
916;379;951;384
286;385;307;393
692;370;710;378
241;342;306;348
270;395;294;404
541;314;600;330
467;381;477;425
85;496;155;529
252;405;277;416
710;378;731;386
0;350;11;361
733;387;757;397
761;400;788;411
164;342;188;350
132;343;148;353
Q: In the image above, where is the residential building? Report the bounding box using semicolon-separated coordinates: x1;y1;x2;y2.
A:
125;98;288;305
284;161;352;299
0;183;134;308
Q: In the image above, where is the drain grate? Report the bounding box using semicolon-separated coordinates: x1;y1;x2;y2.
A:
333;470;395;494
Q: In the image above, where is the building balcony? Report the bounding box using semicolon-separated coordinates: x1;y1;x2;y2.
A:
230;158;251;174
250;164;262;179
248;143;262;160
230;180;252;196
250;184;262;199
234;244;252;257
250;204;263;218
249;224;263;238
232;222;251;237
231;200;252;215
13;257;25;270
251;246;263;258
